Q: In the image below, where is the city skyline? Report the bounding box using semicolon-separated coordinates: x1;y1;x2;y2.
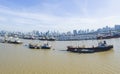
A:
0;0;120;32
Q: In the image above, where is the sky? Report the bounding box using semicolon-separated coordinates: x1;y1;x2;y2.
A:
0;0;120;32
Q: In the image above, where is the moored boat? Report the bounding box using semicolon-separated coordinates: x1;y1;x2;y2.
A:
41;43;51;49
8;37;23;44
0;36;23;44
29;43;41;49
39;36;56;41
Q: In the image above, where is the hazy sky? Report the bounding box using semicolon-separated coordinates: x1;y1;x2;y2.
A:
0;0;120;32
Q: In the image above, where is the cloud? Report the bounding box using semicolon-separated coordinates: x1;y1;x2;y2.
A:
0;17;7;21
0;0;120;32
0;5;89;25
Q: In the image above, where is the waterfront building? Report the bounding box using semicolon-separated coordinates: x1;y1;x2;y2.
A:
1;25;120;41
56;33;97;41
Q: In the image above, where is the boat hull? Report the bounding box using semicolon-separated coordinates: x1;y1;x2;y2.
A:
7;41;23;44
41;46;51;49
29;44;40;49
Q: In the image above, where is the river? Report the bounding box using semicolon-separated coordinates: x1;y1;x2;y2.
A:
0;38;120;74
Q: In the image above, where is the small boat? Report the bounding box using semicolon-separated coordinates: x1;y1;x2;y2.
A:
47;37;56;41
39;36;56;41
0;39;7;43
29;43;41;49
39;37;47;40
0;36;9;43
41;43;51;49
8;37;23;44
67;45;113;53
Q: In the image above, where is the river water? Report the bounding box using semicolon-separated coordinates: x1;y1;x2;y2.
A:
0;38;120;74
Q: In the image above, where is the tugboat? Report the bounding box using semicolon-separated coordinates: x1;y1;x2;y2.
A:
67;41;113;53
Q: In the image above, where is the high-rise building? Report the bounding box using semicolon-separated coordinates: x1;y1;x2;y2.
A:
115;25;120;31
73;30;77;35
